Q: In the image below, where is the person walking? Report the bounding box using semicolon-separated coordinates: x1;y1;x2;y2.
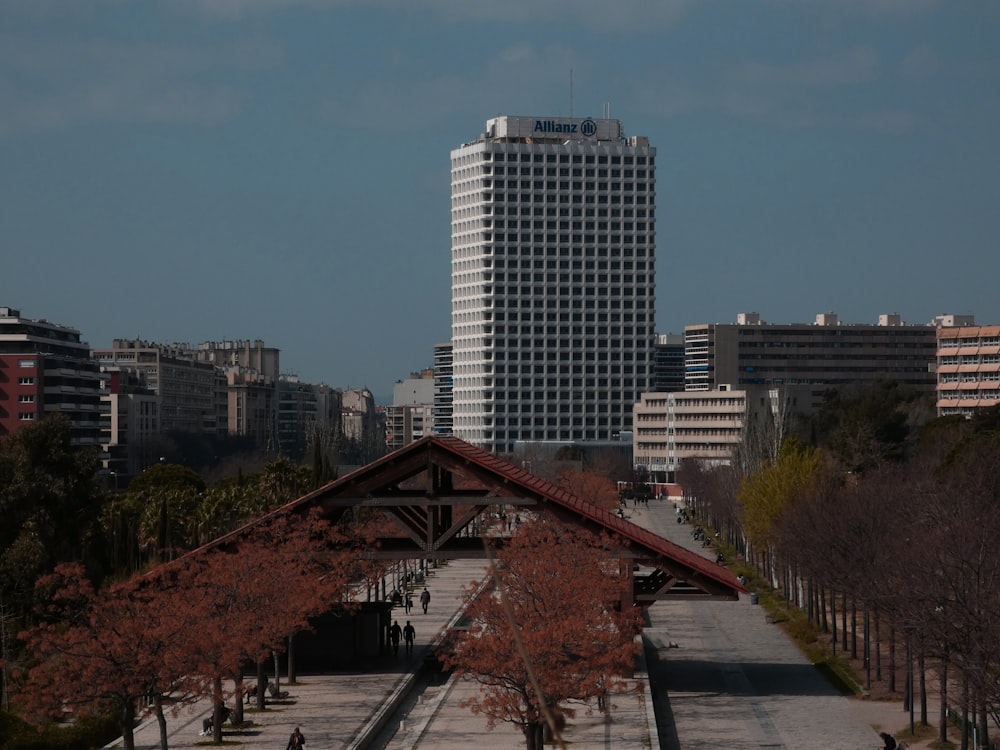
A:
389;620;402;655
403;620;415;655
420;587;430;614
404;592;413;614
286;726;306;749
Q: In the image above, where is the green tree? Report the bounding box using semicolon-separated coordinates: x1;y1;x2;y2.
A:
0;416;104;612
738;436;822;581
126;463;205;497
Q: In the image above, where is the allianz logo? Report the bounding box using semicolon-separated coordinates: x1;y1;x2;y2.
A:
533;118;598;136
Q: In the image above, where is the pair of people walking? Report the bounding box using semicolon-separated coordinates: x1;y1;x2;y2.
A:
389;620;416;655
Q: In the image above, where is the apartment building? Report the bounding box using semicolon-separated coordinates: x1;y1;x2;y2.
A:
101;368;158;477
450;115;655;454
685;312;937;412
433;342;454;436
652;333;685;392
633;387;749;480
0;306;102;447
277;376;343;461
386;370;436;450
92;339;226;436
936;322;1000;417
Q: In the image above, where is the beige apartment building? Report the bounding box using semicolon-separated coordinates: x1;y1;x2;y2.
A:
633;386;748;479
936;324;1000;417
92;339;226;436
386;370;436;450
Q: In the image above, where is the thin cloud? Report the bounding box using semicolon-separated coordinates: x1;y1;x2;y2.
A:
170;0;696;32
318;42;584;132
632;48;919;133
770;0;942;18
731;47;879;88
0;35;283;135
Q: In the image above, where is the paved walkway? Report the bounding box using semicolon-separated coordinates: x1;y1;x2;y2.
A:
633;498;938;750
118;557;656;750
113;500;939;750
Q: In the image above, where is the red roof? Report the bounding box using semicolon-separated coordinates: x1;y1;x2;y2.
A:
173;435;744;601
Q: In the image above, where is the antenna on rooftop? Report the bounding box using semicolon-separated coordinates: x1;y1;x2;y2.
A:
569;68;573;119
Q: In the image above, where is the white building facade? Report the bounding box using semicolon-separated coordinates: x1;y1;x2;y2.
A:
633;387;748;479
450;115;656;455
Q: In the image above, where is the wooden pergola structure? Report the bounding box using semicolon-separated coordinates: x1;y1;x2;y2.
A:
250;435;744;606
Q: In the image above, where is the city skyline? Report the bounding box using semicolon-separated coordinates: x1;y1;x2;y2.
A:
2;1;998;401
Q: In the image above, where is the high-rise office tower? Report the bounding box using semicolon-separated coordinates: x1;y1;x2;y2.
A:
451;115;656;454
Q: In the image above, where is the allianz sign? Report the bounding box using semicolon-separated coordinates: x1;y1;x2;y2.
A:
533;119;598;136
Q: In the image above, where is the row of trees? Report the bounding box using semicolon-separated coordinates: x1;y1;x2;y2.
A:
682;388;1000;748
2;413;644;750
16;510;373;750
0;414;393;746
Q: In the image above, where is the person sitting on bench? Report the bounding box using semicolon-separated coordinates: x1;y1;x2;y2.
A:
199;705;231;735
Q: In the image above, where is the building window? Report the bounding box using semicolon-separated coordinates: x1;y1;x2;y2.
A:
18;359;35;368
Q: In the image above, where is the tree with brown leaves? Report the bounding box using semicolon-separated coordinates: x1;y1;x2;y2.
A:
18;564;192;750
441;517;641;750
556;468;620;512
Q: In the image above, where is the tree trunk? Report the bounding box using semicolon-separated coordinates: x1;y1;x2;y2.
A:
232;669;245;725
903;642;911;713
524;721;544;750
888;626;896;693
120;698;137;750
830;588;837;655
841;592;848;652
154;695;169;750
213;675;225;743
939;657;948;745
874;611;881;682
919;650;927;725
863;605;871;691
850;599;857;660
819;584;827;632
273;650;281;694
961;677;969;750
256;660;267;710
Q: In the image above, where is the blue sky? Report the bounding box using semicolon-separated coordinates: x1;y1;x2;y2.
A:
2;0;998;403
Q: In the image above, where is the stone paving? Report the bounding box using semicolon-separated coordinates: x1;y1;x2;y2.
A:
111;499;944;750
635;498;941;750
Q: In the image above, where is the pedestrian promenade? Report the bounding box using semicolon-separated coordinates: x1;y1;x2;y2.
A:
116;551;658;750
632;498;939;750
118;559;478;750
113;499;939;750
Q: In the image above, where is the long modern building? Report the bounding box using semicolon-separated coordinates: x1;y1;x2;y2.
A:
450;115;656;455
684;312;938;412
